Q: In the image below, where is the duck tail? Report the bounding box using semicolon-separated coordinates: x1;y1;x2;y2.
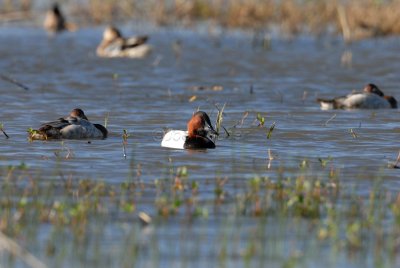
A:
316;98;336;110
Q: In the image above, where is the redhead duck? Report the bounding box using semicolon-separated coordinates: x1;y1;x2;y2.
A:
96;26;152;58
43;3;76;33
317;83;397;110
29;108;108;140
161;111;218;149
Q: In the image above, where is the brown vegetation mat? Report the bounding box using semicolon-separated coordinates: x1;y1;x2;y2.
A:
2;0;400;40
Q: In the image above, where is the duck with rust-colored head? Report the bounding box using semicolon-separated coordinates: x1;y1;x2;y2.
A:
96;26;152;58
161;111;218;150
29;108;108;140
317;83;397;110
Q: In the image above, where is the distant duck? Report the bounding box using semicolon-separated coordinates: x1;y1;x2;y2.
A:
43;3;76;33
96;26;152;58
317;83;397;110
161;111;218;149
29;108;108;140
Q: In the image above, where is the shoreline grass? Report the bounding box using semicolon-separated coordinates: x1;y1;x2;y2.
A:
3;1;400;40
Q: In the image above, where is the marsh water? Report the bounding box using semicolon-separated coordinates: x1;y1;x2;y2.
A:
1;24;400;267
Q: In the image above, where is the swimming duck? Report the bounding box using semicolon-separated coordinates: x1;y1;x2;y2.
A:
29;108;108;140
317;83;397;110
96;26;152;58
161;111;218;149
43;3;76;33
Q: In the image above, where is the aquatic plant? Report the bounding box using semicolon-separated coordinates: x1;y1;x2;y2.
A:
122;129;129;159
266;122;275;139
214;103;230;137
27;128;40;141
256;113;265;127
0;159;399;267
0;123;9;139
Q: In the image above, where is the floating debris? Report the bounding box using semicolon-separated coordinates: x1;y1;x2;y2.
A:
0;74;29;90
188;95;197;102
138;212;152;226
189;85;223;91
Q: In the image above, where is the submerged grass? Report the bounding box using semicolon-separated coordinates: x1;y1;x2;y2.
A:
0;160;400;266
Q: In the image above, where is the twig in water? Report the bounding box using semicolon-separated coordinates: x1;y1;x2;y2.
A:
274;91;284;103
302;90;308;103
395;152;400;166
0;123;9;139
0;231;47;268
267;122;276;139
341;50;352;67
267;149;275;169
221;126;230;137
152;55;163;67
172;40;182;60
104;112;109;128
350;128;358;138
65;147;74;159
324;114;337;126
0;74;29;90
235;112;249;128
388;151;400;169
122;129;129;159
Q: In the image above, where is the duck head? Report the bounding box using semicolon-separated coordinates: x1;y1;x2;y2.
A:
103;26;122;42
363;83;384;97
70;108;88;120
52;3;62;16
187;111;218;137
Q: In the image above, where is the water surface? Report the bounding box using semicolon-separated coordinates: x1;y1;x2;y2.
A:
1;25;400;267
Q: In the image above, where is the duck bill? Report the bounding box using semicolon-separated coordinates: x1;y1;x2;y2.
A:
205;124;219;136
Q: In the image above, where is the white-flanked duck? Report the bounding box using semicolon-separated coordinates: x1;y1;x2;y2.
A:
29;108;108;140
96;26;152;58
161;111;218;150
317;83;397;110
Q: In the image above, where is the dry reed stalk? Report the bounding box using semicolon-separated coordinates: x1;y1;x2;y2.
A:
337;4;351;43
16;0;400;39
0;231;47;268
